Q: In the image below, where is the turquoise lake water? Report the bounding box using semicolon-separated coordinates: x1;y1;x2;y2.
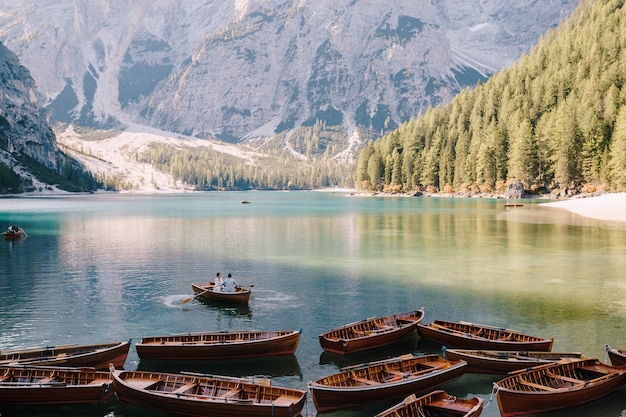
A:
0;191;625;416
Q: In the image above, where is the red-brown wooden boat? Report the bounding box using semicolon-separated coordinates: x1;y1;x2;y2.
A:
110;366;307;417
444;349;588;374
0;365;114;404
416;320;553;351
307;353;466;412
494;359;626;417
318;308;424;355
375;390;484;417
605;344;626;366
136;330;300;360
0;341;130;370
2;226;24;240
191;282;251;306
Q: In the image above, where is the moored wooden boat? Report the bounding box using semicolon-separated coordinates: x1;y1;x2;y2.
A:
136;330;301;360
0;341;130;370
375;390;484;417
605;344;626;366
192;282;252;306
110;366;307;417
494;358;626;417
307;353;467;412
0;365;114;404
444;349;588;374
318;308;425;355
416;320;553;351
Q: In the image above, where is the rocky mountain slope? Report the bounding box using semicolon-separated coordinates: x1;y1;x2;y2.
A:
0;0;579;153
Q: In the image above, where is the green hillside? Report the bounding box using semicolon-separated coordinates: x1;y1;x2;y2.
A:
354;0;626;195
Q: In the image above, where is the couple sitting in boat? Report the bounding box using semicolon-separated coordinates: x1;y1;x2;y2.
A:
213;272;239;293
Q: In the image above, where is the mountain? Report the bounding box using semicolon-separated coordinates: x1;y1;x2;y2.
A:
0;0;579;151
354;0;626;195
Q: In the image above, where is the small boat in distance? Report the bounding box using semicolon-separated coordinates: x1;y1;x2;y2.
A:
0;365;114;405
375;390;484;417
319;308;424;355
2;225;25;240
416;320;553;351
494;358;626;417
135;330;301;360
191;282;252;306
0;341;130;370
308;353;466;412
110;365;307;417
443;349;588;374
605;344;626;366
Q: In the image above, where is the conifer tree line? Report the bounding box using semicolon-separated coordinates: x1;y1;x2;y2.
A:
354;0;626;194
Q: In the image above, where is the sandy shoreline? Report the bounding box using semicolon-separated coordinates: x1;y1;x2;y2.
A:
541;192;626;222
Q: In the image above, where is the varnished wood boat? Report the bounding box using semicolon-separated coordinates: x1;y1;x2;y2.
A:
416;320;553;351
2;226;24;240
375;390;484;417
494;358;626;417
0;365;114;404
110;366;307;417
318;308;425;355
307;353;467;412
192;282;251;306
444;349;588;374
0;341;130;370
605;344;626;366
136;330;301;360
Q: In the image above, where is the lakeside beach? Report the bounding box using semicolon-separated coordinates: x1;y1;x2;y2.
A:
541;192;626;223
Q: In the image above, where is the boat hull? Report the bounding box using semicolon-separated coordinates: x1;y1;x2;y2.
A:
0;366;114;405
444;349;587;374
375;390;484;417
136;330;300;360
0;341;130;370
607;346;626;366
192;283;251;306
417;321;553;351
308;354;466;412
318;308;424;355
495;359;626;417
112;369;306;417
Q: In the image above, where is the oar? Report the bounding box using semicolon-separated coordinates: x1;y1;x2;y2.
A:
182;289;211;304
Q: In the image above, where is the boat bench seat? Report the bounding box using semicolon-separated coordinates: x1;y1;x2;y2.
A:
272;395;296;406
518;379;558;391
547;373;584;385
350;375;379;385
428;399;471;413
173;382;198;394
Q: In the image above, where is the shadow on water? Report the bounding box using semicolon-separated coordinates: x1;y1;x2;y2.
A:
137;354;302;379
193;297;252;318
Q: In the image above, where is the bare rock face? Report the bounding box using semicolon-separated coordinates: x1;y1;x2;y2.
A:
0;1;580;147
0;41;59;171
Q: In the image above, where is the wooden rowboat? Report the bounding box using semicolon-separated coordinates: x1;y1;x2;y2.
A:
0;365;114;404
110;366;307;417
307;353;467;412
375;390;484;417
318;308;425;355
0;341;130;370
494;358;626;417
605;344;626;366
192;282;251;306
416;320;553;351
444;349;588;374
136;330;301;360
2;226;24;240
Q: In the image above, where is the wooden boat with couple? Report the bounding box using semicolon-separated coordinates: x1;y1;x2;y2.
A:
0;365;114;405
0;341;130;370
605;344;626;366
443;348;588;374
318;307;424;355
2;225;25;240
190;282;252;306
307;353;466;412
110;365;307;417
375;390;484;417
416;320;553;351
135;330;301;360
494;358;626;417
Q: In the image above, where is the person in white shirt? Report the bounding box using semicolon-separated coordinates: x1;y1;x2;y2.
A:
222;273;239;293
213;272;224;292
